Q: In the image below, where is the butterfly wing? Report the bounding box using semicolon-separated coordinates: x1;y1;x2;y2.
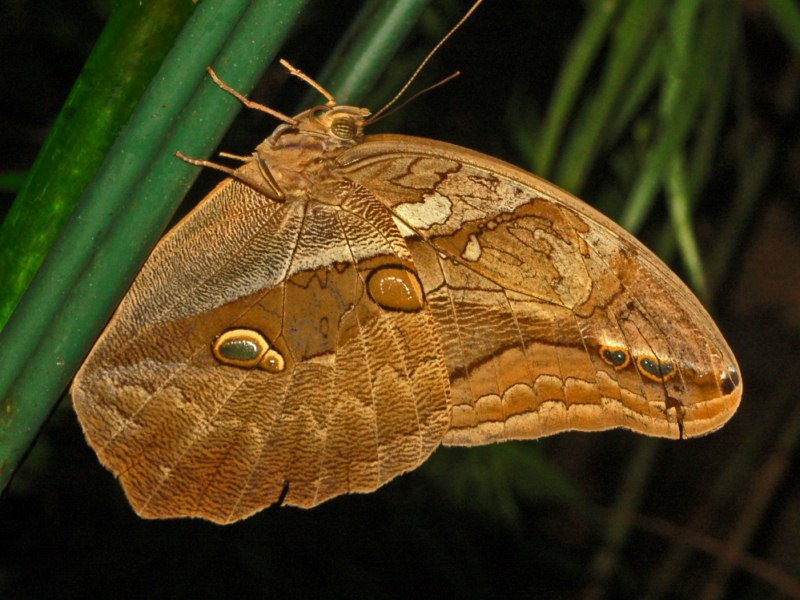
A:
73;126;742;522
71;162;450;524
336;134;742;445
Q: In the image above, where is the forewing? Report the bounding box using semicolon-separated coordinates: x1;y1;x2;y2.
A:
336;135;742;444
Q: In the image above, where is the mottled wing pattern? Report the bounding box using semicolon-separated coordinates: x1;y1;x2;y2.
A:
336;135;742;444
72;127;742;523
71;162;450;524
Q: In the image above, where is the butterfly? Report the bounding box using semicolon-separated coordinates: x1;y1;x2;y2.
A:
70;49;741;524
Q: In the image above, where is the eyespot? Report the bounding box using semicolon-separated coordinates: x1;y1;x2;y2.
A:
599;345;630;369
212;328;285;372
366;265;425;312
330;117;357;140
719;367;740;394
636;355;676;382
259;348;285;373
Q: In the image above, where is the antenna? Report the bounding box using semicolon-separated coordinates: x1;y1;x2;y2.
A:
368;0;484;122
365;71;460;126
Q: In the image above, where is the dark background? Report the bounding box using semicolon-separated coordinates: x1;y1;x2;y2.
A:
2;0;799;598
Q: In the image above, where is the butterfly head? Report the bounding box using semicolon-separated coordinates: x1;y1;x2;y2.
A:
268;105;370;151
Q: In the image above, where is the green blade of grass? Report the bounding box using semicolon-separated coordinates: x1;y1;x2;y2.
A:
618;0;722;233
0;0;198;330
655;0;737;272
0;0;311;492
661;0;707;296
762;0;800;54
666;155;707;297
0;0;450;497
555;0;669;194
533;0;621;178
307;0;434;105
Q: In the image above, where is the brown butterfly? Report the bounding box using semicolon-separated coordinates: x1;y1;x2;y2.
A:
71;41;741;525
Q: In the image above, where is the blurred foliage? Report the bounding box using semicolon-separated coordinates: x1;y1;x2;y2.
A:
2;0;799;598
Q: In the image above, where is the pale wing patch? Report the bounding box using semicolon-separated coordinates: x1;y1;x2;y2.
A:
461;234;482;261
394;193;453;234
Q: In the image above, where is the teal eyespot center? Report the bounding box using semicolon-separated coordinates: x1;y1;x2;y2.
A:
599;345;676;382
598;345;630;369
637;356;675;381
603;349;628;367
219;338;261;361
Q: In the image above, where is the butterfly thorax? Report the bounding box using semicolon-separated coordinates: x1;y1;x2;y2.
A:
250;105;370;202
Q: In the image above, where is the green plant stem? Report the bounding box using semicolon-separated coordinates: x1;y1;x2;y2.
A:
762;0;800;53
666;155;707;298
307;0;434;105
534;0;621;178
555;0;668;194
0;0;309;492
0;0;445;497
0;0;197;329
619;0;722;233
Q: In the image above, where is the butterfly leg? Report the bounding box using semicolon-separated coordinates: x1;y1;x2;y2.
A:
175;150;238;177
205;66;297;125
175;150;285;202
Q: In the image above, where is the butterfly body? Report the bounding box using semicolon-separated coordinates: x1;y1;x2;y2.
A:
72;98;741;524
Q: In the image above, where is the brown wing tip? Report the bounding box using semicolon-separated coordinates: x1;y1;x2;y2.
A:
681;368;743;439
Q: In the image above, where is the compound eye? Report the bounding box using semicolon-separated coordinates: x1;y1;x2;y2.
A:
330;117;357;140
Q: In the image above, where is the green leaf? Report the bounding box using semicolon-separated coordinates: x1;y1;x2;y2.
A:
762;0;800;54
0;0;311;492
0;0;197;329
